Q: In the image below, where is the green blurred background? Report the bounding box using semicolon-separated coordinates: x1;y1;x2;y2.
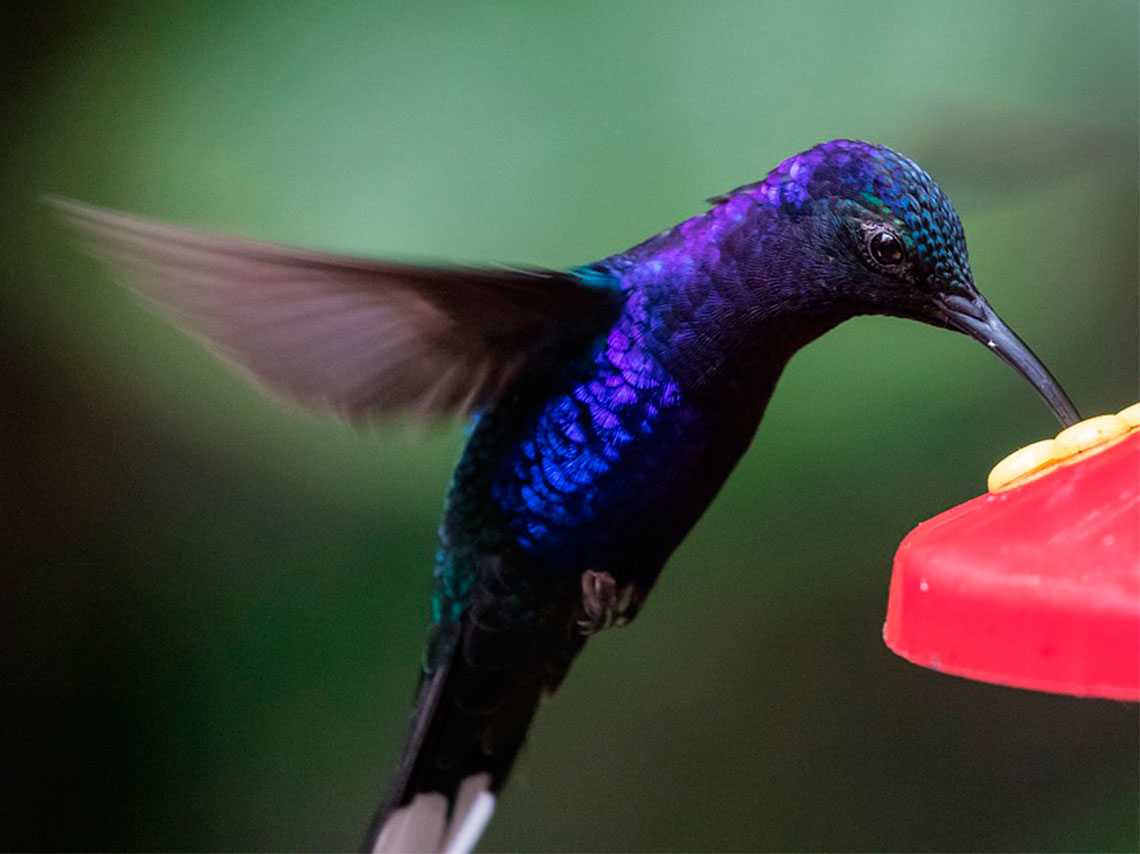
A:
3;1;1137;851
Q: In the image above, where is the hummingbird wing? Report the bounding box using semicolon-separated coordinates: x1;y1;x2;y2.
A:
48;197;623;421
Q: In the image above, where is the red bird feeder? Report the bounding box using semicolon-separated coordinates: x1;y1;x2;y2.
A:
884;406;1140;701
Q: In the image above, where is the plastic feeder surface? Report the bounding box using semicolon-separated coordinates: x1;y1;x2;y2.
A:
884;431;1139;700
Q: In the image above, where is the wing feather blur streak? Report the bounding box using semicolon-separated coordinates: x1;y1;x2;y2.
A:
47;197;623;421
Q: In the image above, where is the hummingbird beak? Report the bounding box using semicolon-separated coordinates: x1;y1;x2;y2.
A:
933;292;1081;428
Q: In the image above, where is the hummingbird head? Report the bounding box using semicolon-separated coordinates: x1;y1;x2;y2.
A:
728;139;1080;426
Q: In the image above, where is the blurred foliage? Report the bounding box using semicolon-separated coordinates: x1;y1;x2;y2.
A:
2;1;1137;851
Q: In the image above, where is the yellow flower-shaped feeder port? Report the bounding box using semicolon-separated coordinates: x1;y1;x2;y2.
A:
988;403;1140;492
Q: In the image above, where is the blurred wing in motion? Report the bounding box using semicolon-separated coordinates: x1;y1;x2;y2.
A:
48;197;624;421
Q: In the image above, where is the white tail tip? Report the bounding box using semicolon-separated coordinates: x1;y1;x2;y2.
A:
372;773;495;854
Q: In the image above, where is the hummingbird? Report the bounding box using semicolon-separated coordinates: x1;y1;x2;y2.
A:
51;139;1080;853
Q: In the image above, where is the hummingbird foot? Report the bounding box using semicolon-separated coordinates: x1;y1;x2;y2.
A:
577;570;641;635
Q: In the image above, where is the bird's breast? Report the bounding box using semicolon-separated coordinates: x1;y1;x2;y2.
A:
479;320;765;585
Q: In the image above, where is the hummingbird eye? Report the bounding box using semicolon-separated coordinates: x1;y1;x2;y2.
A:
866;228;905;269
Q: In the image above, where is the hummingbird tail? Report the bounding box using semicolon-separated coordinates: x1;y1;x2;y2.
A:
370;773;495;854
365;612;572;854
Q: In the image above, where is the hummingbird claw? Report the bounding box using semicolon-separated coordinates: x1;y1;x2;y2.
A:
577;570;641;635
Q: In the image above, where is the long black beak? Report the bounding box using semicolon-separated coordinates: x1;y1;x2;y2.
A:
935;293;1081;427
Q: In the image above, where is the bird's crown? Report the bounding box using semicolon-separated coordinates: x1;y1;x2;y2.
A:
716;139;973;292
